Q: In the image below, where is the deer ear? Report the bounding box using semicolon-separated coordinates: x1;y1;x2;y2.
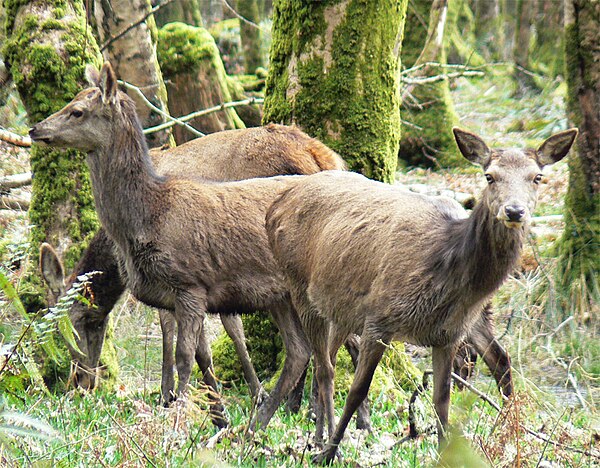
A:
39;243;65;297
536;128;578;167
85;64;100;87
99;62;118;105
453;128;492;167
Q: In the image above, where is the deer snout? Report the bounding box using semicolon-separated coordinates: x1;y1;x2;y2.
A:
72;364;97;391
29;125;53;145
498;204;528;228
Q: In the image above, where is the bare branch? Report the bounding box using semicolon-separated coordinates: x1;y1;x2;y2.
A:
221;0;269;34
143;97;264;135
0;129;32;147
0;195;30;211
118;80;205;138
0;172;32;191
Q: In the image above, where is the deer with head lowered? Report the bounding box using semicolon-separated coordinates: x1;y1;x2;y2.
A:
265;127;577;462
37;120;346;414
29;62;318;429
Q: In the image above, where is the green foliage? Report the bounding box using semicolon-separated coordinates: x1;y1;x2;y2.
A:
0;268;94;394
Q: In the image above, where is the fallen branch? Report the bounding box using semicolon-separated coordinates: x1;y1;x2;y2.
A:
0;172;32;190
0;129;32;147
401;70;484;85
0;195;30;211
143;97;264;135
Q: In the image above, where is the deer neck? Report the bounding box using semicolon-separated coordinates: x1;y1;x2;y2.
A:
431;197;525;304
87;110;164;248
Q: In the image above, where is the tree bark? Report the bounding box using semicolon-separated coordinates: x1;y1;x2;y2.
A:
513;0;537;95
237;0;264;73
474;0;503;60
157;22;244;144
557;0;599;318
399;0;463;168
263;0;407;183
3;0;118;388
152;0;203;28
95;0;171;148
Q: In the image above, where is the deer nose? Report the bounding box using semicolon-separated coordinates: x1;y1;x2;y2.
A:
504;205;526;222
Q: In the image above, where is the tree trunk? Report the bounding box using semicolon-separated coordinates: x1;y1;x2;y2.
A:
263;0;407;183
94;0;171;148
513;0;537;95
474;0;503;60
4;0;101;300
3;0;119;388
237;0;264;73
157;23;244;144
530;0;564;79
399;0;463;168
557;0;599;318
445;0;486;66
152;0;203;28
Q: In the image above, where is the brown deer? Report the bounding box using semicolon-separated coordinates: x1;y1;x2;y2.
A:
37;122;345;408
29;62;315;429
265;127;577;462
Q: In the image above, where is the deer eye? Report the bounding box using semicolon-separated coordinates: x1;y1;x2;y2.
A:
485;174;495;184
534;174;543;184
71;109;84;118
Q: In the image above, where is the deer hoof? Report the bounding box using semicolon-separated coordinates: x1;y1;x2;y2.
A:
311;445;339;465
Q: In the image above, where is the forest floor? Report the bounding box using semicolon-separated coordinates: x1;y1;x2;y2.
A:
0;71;598;467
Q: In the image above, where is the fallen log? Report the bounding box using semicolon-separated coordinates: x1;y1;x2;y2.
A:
0;172;31;191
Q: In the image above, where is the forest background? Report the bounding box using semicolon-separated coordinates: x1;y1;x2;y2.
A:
0;0;598;466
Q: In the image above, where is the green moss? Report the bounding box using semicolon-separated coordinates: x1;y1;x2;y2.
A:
157;22;217;77
99;315;118;390
264;0;406;183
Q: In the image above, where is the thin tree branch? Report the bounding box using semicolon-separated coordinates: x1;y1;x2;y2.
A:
143;97;264;135
221;0;269;34
401;70;484;85
0;195;30;211
0;129;32;147
0;173;32;191
118;80;205;138
100;0;178;51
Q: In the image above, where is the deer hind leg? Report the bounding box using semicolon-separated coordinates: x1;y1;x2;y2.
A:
343;334;372;431
468;309;513;399
252;300;311;430
432;345;457;445
159;309;176;405
219;313;266;404
314;331;388;465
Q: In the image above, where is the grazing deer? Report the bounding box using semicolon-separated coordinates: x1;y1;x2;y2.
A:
37;122;345;408
29;62;316;429
266;127;576;462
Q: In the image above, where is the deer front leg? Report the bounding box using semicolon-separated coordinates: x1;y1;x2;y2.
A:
159;309;176;405
174;289;226;427
432;345;456;445
219;313;266;404
343;334;372;431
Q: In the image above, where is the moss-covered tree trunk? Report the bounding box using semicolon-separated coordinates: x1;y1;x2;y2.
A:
263;0;407;183
237;0;264;73
445;0;485;66
153;0;203;28
157;22;244;144
94;0;171;148
399;0;462;167
3;0;101;302
3;0;121;388
556;0;599;318
474;0;503;60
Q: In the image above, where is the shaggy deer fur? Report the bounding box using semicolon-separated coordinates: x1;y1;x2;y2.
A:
38;123;345;406
30;62;315;429
266;127;576;462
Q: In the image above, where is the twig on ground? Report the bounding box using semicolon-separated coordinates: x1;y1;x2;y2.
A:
143;97;264;135
100;0;177;51
0;195;30;211
118;80;205;138
0;129;32;147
